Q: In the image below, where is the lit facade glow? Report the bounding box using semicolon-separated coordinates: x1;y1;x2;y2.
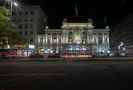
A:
36;18;110;55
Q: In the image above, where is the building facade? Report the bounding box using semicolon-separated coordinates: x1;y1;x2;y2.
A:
12;5;47;48
110;14;133;56
37;17;110;56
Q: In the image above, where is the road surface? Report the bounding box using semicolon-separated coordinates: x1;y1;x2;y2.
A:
0;60;133;90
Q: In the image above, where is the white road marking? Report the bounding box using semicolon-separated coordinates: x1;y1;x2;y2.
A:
0;74;68;76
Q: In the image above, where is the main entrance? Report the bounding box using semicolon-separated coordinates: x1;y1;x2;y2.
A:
63;44;92;57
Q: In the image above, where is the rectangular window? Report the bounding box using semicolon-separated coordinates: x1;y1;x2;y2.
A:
18;19;21;22
19;31;22;36
12;19;16;22
25;31;27;36
94;37;97;44
25;19;28;22
30;19;34;22
25;38;27;42
48;33;51;35
53;39;57;44
104;34;108;44
40;38;43;45
30;38;33;42
19;38;21;41
69;39;72;44
19;24;22;29
25;12;28;15
19;12;22;15
98;33;102;44
53;33;56;35
25;24;28;29
12;12;16;15
59;39;61;44
31;11;34;15
93;33;97;44
30;24;33;29
48;39;50;44
30;31;33;35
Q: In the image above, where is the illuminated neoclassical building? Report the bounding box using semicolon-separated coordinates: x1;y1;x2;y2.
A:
36;17;110;55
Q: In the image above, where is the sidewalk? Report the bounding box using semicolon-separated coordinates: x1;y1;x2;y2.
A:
92;56;133;61
0;57;133;62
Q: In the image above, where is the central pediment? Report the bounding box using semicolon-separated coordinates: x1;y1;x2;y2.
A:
62;16;94;29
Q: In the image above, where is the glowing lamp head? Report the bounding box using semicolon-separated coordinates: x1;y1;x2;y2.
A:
13;2;18;6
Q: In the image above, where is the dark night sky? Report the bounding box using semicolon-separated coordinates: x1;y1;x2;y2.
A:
2;0;133;29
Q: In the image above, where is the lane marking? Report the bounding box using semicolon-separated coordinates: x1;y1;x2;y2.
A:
0;65;71;90
0;74;68;76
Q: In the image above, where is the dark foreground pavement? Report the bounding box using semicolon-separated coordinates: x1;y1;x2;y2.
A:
0;60;133;90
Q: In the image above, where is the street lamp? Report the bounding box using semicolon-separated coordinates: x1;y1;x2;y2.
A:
7;0;19;59
9;0;18;18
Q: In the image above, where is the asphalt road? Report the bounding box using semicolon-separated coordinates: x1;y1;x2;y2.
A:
0;60;133;90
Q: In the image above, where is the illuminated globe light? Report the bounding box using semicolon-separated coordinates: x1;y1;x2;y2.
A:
56;51;59;53
76;48;80;50
45;51;48;53
29;45;35;49
50;51;53;53
77;40;80;44
13;2;18;6
82;48;87;50
123;48;126;50
107;50;110;53
69;48;73;50
47;49;50;51
7;45;10;49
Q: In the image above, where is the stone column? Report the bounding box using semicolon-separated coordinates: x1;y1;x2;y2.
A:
96;33;98;44
57;33;59;45
107;33;109;44
102;33;105;44
65;31;68;44
87;30;89;44
45;33;48;50
62;30;65;44
51;33;52;45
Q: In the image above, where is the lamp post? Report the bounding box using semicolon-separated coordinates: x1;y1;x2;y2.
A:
7;0;18;59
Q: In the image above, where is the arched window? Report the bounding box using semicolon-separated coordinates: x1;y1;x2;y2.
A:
98;33;102;44
104;33;108;44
